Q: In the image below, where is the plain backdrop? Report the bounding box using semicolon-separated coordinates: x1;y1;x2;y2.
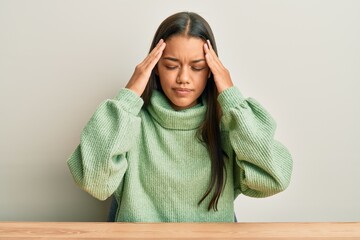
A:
1;0;359;222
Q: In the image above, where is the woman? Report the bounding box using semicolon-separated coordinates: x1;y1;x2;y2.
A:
67;11;293;222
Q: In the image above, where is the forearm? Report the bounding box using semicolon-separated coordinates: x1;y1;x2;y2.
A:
219;87;293;197
67;88;143;200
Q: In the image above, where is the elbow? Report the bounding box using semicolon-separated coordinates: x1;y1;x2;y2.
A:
83;183;112;201
241;176;291;198
268;162;293;196
271;176;291;195
245;169;292;198
262;177;291;197
268;145;293;195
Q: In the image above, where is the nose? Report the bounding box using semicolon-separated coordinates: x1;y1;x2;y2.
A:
176;67;190;84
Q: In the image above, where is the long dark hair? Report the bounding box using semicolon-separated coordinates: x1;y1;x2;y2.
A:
141;12;226;211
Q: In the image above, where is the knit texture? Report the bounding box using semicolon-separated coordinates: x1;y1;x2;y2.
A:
67;86;292;222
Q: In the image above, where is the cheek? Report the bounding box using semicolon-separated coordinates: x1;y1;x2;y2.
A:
158;69;175;90
158;67;177;82
197;78;208;90
195;72;209;86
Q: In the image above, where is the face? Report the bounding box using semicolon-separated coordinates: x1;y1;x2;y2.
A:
156;35;210;111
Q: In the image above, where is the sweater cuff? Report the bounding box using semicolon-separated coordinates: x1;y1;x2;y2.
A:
217;86;246;113
114;88;144;115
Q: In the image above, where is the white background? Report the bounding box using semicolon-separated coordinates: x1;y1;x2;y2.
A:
1;0;359;221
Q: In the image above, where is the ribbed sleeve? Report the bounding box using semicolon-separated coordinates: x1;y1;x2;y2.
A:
67;86;293;222
218;86;293;198
67;88;143;200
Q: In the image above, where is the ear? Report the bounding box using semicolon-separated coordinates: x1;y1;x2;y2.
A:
208;71;211;79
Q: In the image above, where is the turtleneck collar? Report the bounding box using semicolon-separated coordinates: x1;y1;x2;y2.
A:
146;90;207;130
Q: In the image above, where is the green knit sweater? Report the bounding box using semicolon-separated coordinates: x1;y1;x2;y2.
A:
67;86;292;222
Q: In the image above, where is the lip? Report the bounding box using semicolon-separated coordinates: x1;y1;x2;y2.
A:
172;88;193;96
173;88;193;97
173;88;192;92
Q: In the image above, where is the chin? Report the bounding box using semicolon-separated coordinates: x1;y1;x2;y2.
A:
170;100;195;111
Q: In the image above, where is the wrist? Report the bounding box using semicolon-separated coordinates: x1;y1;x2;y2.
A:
125;84;143;97
217;86;245;113
216;82;234;94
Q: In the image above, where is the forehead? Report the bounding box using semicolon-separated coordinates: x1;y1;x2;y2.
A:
163;35;205;59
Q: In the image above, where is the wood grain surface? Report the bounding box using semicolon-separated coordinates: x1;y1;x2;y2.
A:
0;222;359;239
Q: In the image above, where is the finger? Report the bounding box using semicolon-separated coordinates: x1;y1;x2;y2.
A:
204;43;222;74
147;42;166;69
204;43;214;67
205;40;227;72
139;39;164;62
149;39;165;59
143;41;166;70
206;40;217;56
206;40;226;68
204;41;219;66
206;40;212;50
143;39;164;63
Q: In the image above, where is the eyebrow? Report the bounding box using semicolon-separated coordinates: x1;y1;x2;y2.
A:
162;57;206;63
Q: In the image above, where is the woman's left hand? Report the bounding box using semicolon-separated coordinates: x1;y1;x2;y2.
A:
204;40;234;93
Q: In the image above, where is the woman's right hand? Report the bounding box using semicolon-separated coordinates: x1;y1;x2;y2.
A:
125;39;166;96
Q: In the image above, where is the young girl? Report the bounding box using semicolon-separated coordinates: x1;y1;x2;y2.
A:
67;12;292;222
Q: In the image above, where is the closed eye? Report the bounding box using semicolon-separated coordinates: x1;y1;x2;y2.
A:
191;66;206;71
165;66;178;70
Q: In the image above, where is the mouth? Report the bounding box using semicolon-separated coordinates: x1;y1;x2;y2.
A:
173;88;192;92
172;88;193;96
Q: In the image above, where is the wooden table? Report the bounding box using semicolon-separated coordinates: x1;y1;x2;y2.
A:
0;222;359;239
